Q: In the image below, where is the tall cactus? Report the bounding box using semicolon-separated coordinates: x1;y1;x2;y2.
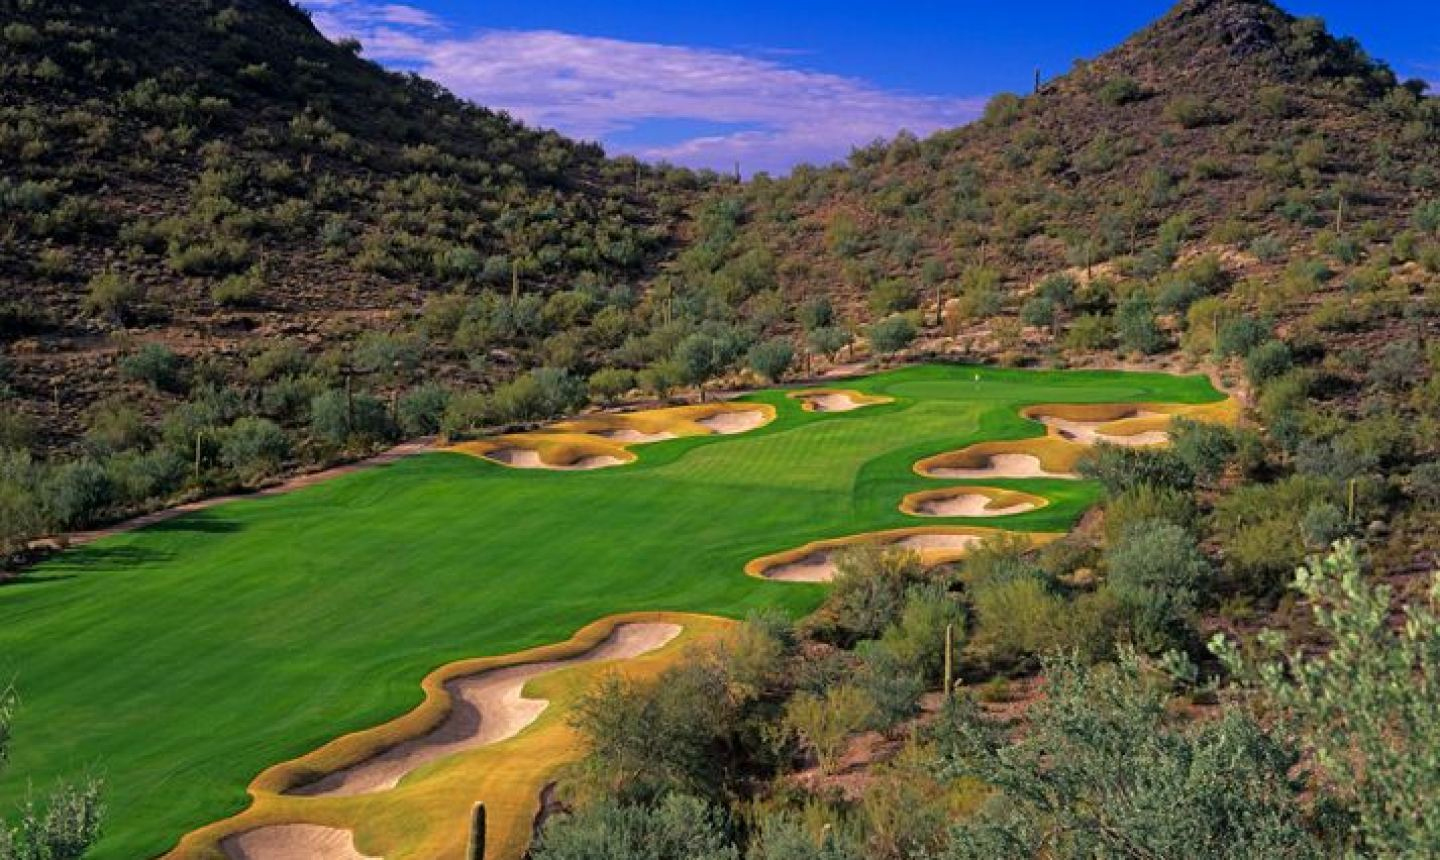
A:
467;802;487;860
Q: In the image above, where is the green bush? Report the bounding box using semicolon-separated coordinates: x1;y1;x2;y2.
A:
119;343;184;392
828;546;926;641
1063;313;1111;351
867;315;916;358
82;269;146;325
532;794;737;860
869;279;917;316
0;687;104;860
398;384;450;436
42;458;111;528
806;326;851;361
1103;483;1195;542
310;389;394;445
1078;444;1195;495
1245;340;1293;387
220;417;290;482
588;368;636;404
1104;521;1208;651
1165;95;1227;128
1115;292;1165;355
747;338;795;383
1097;76;1144;106
1020;296;1055;327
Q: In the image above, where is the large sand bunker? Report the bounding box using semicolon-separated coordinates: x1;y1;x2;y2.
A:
696;409;769;435
222;825;377;860
924;452;1076;480
292;623;681;798
749;527;1055;583
902;487;1044;518
1029;407;1170;447
483;447;627;471
594;427;678;444
788;388;892;414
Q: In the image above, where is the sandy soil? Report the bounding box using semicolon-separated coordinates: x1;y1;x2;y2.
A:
926;453;1076;480
484;448;626;471
696;410;769;435
1039;413;1170;447
221;825;377;860
762;550;838;583
595;428;677;444
803;393;864;413
912;493;1037;517
292;623;683;798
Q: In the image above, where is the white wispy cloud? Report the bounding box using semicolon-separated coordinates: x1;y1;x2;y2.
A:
300;1;986;174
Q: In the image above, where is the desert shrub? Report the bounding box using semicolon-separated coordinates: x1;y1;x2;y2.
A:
219;417;289;482
309;389;394;445
1115;292;1165;355
1214;542;1440;857
1248;233;1286;262
1415;198;1440;234
938;655;1323;860
798;295;835;331
1170;418;1236;485
82;268;145;325
351;331;423;378
982;92;1023;127
1210;475;1335;595
588;368;636;404
1299;501;1347;550
867;315;916;358
1104;521;1209;651
1063;313;1111;351
784;685;875;773
1409;461;1440;506
1165;95;1226;128
84;400;150;456
1215;315;1270;358
1103;483;1195;542
1245;340;1293;387
0;687;105;860
260;375;321;422
569;656;738;801
531;794;737;860
0;410;37;452
827;546;927;641
746;814;864;860
1097;76;1144;106
106;448;188;505
247;341;310;383
1078;444;1194;495
41;458;110;528
857;584;967;723
747;338;795;383
1037;273;1077;308
397;384;450;436
869;279;917;315
1367;339;1426;391
119;343;184;393
210;267;265;308
807;326;852;361
1020;296;1055;328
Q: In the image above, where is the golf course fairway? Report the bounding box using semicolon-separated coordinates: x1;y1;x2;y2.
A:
0;364;1230;859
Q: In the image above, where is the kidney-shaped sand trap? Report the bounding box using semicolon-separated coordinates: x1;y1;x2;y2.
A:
922;452;1077;480
901;487;1046;518
695;409;769;434
291;622;682;798
747;527;1056;583
222;824;377;860
787;388;892;414
483;447;629;471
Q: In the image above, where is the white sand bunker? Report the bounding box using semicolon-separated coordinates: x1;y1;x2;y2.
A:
222;825;377;860
697;410;768;435
927;453;1076;480
893;533;985;552
484;448;626;471
764;551;839;583
293;623;682;798
801;393;866;412
1037;412;1169;447
912;493;1037;518
595;427;677;445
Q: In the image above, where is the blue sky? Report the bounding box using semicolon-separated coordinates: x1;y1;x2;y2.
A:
304;1;1438;175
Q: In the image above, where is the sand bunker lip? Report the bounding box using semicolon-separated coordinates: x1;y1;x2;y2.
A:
290;622;682;799
920;452;1078;480
593;427;678;444
747;527;1059;583
696;409;769;435
787;388;892;414
900;487;1047;518
221;824;377;860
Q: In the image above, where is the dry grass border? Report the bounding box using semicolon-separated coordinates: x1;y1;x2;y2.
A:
167;612;732;860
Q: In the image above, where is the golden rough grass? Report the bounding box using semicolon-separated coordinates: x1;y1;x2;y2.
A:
168;613;734;860
450;402;778;468
744;525;1063;580
898;486;1050;517
785;388;894;412
916;397;1241;477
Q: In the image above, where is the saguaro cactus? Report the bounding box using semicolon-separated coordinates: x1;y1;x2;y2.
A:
467;802;487;860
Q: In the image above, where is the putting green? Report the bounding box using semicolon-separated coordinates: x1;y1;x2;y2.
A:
0;364;1228;859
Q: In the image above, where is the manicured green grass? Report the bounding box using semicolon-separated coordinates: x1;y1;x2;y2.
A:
0;363;1224;859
